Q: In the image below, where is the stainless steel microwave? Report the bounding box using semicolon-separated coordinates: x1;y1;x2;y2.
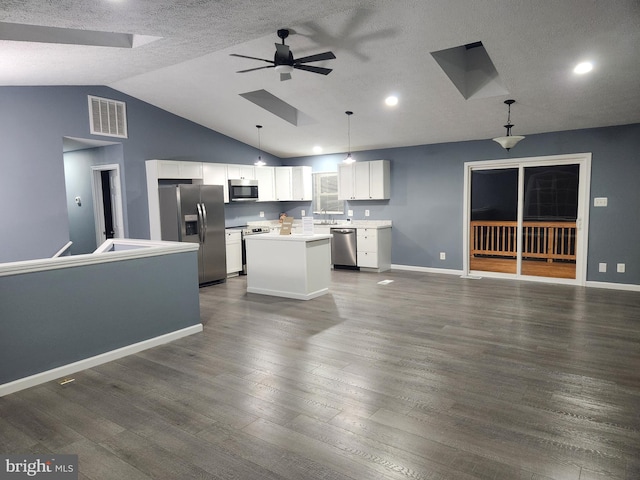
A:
228;179;259;202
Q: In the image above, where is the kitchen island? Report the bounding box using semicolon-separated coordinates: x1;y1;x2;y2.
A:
244;233;332;300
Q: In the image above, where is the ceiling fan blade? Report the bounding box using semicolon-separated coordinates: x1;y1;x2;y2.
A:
230;53;273;63
275;43;290;60
236;65;275;73
294;64;333;75
280;72;292;81
294;51;336;64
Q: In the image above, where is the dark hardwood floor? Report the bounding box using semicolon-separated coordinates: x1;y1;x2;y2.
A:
1;270;639;479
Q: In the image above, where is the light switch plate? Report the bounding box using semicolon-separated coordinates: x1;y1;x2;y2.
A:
365;209;370;217
594;197;608;207
348;209;353;217
301;210;305;217
598;263;607;273
617;263;625;273
259;211;264;217
440;252;446;260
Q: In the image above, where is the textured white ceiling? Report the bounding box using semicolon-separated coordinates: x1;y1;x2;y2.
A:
2;0;640;158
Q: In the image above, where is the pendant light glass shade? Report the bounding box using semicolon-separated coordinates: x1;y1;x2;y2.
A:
492;99;525;151
254;125;266;166
343;111;355;163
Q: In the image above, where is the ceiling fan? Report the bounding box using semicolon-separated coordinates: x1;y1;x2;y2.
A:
230;29;336;81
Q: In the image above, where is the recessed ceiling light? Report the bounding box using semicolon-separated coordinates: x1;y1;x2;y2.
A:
574;61;593;74
385;95;399;106
313;146;323;154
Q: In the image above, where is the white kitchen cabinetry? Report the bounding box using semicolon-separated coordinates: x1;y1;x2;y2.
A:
255;166;276;202
225;230;242;276
292;166;312;201
202;163;229;203
275;167;292;201
338;160;390;200
275;166;312;201
157;160;203;179
356;227;391;272
226;164;256;180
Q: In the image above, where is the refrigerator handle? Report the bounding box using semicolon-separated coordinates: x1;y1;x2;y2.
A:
196;203;204;243
201;203;208;243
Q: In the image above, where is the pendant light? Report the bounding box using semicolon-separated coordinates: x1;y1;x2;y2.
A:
343;111;355;164
254;125;266;166
492;99;525;151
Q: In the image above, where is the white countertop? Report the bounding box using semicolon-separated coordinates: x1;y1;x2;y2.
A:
247;219;392;230
244;233;332;242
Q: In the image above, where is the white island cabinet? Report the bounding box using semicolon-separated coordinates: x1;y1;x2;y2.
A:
244;233;332;300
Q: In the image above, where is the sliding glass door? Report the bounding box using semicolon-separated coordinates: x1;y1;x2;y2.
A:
464;154;590;284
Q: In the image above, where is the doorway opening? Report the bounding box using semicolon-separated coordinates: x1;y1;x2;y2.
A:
91;165;125;247
463;153;591;285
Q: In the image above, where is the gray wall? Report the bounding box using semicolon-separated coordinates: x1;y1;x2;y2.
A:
287;123;640;285
0;251;201;385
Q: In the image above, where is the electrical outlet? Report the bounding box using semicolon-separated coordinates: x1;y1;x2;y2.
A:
348;209;353;217
617;263;625;273
594;197;608;207
440;252;446;260
598;263;607;273
259;211;264;218
301;210;305;217
365;209;370;217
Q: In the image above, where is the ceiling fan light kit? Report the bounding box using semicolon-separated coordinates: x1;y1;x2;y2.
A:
231;29;336;82
492;99;525;151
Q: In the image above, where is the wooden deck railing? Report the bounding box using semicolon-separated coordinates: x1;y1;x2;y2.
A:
470;221;576;262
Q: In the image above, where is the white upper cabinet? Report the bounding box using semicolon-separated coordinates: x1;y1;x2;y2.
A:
157;160;202;179
202;163;229;203
255;166;276;202
291;166;312;201
338;160;390;200
275;166;312;201
226;164;256;180
275;167;293;201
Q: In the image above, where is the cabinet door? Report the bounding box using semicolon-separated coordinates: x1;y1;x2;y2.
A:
368;160;390;200
292;166;312;201
275;167;293;201
356;251;378;268
255;166;276;202
157;160;181;178
202;163;229;203
354;162;371;199
181;162;203;179
337;163;355;200
227;164;255;180
225;231;242;274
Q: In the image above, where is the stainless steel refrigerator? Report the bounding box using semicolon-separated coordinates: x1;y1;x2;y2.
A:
158;184;226;285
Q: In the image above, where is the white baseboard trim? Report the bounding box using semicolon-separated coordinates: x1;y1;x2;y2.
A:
585;281;640;292
0;324;203;397
391;264;463;276
392;264;640;292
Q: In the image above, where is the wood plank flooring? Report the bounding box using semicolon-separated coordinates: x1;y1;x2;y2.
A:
1;270;639;479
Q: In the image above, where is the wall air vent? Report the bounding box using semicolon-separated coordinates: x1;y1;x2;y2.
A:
88;96;128;138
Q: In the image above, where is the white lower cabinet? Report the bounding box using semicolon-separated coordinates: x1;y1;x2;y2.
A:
356;227;391;272
225;230;242;276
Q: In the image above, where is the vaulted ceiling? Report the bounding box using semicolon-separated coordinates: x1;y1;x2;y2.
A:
2;0;639;157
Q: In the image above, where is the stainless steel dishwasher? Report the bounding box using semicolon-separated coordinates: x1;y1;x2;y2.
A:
330;228;358;268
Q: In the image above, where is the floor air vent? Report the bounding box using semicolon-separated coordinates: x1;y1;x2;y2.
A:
88;95;128;138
